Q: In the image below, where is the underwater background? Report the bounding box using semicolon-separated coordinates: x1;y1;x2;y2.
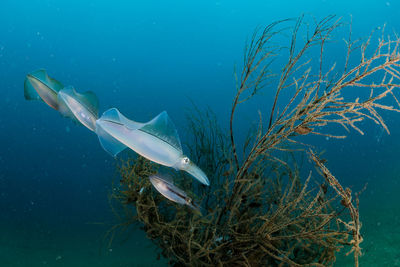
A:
1;0;400;266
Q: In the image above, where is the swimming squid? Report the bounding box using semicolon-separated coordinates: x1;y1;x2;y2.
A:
24;69;64;110
96;108;210;186
149;173;200;212
58;86;99;131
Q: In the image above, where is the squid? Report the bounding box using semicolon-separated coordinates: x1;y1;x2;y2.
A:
96;108;210;186
24;70;100;131
24;69;64;110
58;87;99;131
149;173;200;212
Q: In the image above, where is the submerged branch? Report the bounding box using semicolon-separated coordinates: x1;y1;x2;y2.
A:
106;15;400;267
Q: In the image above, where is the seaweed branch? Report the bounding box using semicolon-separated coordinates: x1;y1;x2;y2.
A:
308;149;362;266
106;15;400;266
224;15;400;241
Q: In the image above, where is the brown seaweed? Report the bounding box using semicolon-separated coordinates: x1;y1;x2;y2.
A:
107;15;400;266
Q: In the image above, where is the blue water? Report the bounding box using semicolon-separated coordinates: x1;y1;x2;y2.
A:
1;1;400;266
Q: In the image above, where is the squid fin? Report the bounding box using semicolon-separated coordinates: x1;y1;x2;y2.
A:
60;87;99;119
139;111;182;153
101;108;143;130
24;69;64;100
95;120;127;157
76;90;99;119
24;77;41;101
158;172;175;185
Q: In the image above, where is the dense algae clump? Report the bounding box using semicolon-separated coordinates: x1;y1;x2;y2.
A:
107;16;400;266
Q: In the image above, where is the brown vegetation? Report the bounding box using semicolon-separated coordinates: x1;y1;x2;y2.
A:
107;15;400;266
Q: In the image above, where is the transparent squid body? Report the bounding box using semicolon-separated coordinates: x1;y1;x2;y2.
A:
96;108;210;186
149;174;200;212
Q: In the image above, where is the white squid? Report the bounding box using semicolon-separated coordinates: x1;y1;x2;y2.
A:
96;108;210;186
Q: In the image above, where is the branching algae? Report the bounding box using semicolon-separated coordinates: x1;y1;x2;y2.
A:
107;16;400;266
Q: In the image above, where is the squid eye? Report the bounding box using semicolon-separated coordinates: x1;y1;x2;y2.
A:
182;157;190;165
